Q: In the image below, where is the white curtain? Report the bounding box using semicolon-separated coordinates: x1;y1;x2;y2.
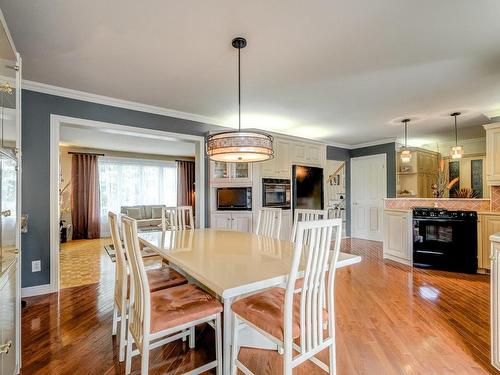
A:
98;156;177;236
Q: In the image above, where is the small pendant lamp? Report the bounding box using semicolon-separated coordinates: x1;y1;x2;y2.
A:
450;112;464;159
400;118;411;163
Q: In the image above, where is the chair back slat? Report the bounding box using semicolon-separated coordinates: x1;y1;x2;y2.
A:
256;208;282;239
109;212;128;310
291;209;328;243
122;215;151;350
162;206;194;230
284;219;342;355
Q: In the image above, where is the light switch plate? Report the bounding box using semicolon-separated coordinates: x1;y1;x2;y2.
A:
32;260;41;272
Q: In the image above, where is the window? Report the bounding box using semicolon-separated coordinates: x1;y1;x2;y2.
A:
98;157;177;235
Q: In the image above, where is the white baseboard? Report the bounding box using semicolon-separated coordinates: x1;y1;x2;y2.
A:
21;283;53;298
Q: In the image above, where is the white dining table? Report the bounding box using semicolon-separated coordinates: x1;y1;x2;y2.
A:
138;228;361;375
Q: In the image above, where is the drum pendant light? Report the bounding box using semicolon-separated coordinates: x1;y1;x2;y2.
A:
400;118;412;163
206;37;274;163
450;112;464;159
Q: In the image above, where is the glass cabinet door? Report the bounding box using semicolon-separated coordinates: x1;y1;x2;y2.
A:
0;153;17;271
212;161;230;179
234;163;249;179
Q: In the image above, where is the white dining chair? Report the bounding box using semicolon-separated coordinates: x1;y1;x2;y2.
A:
256;207;282;239
122;215;223;375
231;218;343;375
109;212;187;362
291;209;328;242
162;206;194;230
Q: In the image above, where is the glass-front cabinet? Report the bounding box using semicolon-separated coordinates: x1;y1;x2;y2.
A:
0;15;19;273
210;161;252;183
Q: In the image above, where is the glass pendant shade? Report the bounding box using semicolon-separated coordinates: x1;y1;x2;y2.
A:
206;131;274;162
450;112;464;159
451;145;464;159
400;149;412;163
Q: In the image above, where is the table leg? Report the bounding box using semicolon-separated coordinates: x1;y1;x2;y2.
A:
223;297;232;375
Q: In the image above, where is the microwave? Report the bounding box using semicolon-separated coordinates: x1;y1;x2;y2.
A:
262;178;291;209
216;187;252;211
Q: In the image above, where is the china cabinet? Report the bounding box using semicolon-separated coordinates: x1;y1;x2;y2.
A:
0;9;21;375
210;161;252;184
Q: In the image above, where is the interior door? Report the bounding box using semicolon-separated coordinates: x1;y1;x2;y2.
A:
351;154;387;241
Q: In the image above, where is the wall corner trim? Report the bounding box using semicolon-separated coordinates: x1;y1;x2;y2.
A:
21;283;53;298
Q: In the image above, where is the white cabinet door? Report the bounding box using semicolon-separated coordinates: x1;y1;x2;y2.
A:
293;143;307;164
486;124;500;185
276;140;291;177
383;211;411;264
306;145;320;165
232;213;252;233
211;213;232;230
491;238;500;370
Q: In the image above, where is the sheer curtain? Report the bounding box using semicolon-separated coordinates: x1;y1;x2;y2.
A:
98;157;177;236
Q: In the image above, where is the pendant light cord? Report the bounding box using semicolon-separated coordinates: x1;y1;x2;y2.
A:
404;122;407;148
454;114;458;146
238;46;241;132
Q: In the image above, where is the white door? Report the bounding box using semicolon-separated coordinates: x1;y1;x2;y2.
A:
351;154;387;241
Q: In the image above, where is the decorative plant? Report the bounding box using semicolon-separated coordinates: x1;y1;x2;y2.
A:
433;158;459;198
455;187;478;199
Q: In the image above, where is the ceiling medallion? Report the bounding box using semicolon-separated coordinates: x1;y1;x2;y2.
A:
206;37;274;163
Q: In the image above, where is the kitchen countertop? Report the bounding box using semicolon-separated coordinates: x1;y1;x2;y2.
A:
384;208;411;213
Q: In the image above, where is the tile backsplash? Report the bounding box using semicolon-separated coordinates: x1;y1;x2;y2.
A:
492;186;500;211
385;198;491;211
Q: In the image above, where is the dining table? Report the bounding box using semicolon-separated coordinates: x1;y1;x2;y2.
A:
138;228;362;375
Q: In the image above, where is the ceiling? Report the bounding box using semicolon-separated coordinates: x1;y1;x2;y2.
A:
2;0;500;146
60;123;195;156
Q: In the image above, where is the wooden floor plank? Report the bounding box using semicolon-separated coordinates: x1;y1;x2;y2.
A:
21;238;497;374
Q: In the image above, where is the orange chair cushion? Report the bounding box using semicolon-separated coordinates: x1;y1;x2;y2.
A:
232;287;328;341
150;284;223;333
146;267;187;292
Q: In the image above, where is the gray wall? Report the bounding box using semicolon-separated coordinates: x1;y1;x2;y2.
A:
21;89;224;288
327;142;396;236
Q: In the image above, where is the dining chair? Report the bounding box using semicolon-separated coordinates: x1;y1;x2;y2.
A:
162;206;194;230
256;207;282;239
122;215;223;375
291;209;328;242
108;212;188;362
231;218;343;375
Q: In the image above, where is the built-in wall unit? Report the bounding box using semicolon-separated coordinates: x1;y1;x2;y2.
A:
209;134;328;240
0;9;21;375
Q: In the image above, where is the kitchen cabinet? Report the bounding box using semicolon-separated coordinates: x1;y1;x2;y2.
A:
383;210;412;265
210;212;252;233
491;233;500;371
0;259;17;375
210;161;252;184
478;213;500;271
485;122;500;186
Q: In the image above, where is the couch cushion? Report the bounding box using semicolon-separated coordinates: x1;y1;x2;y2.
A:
151;207;163;219
126;207;143;220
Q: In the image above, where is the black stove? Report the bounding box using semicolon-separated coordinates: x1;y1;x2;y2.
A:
413;207;477;274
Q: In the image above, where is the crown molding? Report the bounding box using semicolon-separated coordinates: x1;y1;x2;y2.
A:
349;137;397;149
485;109;500;120
22;79;225;127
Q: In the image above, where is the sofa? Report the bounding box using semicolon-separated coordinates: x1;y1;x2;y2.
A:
120;205;165;230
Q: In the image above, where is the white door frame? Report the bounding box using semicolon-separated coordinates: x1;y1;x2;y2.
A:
350;153;387;240
49;114;206;293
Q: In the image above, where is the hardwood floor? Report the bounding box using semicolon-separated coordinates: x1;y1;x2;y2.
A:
22;238;496;374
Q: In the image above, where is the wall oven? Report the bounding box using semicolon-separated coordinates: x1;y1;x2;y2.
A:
262;178;291;209
413;207;477;274
216;187;252;211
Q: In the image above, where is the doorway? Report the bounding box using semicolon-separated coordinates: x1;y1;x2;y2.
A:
50;115;205;292
350;154;387;241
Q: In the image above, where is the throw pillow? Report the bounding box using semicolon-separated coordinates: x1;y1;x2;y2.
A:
126;207;142;220
151;207;163;219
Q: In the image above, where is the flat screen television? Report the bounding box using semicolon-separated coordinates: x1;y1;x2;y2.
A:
216;187;252;211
